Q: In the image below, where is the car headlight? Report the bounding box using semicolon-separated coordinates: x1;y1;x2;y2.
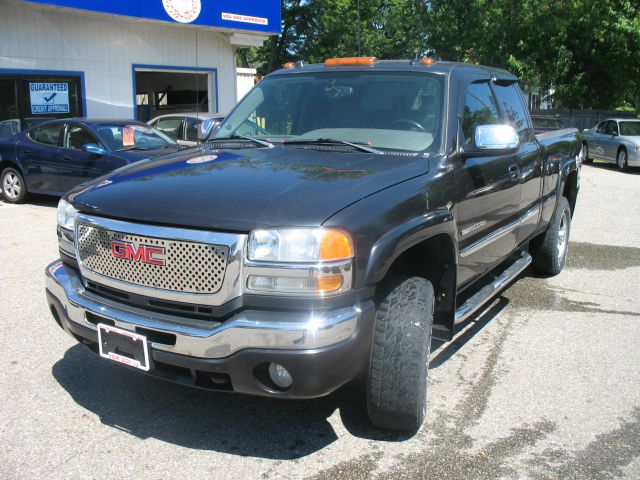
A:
248;228;353;263
246;228;354;295
57;199;78;231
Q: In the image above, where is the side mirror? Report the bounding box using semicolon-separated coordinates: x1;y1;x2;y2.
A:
82;143;108;155
198;118;218;141
461;124;520;157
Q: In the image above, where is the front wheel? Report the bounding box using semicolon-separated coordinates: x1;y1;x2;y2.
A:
367;275;434;432
617;148;628;171
530;196;571;276
1;167;28;204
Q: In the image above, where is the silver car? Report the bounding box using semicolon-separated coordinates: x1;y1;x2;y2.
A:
148;112;225;146
582;118;640;171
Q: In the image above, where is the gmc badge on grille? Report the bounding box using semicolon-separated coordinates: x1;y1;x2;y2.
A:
110;240;166;266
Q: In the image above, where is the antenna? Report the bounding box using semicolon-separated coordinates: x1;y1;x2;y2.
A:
356;0;361;56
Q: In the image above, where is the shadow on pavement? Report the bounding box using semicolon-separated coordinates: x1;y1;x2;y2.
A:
0;193;59;207
585;161;640;175
52;344;411;458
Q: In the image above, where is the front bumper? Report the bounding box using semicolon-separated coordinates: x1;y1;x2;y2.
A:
46;260;375;398
628;148;640;167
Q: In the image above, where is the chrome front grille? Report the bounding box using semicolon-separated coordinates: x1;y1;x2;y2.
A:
76;224;229;294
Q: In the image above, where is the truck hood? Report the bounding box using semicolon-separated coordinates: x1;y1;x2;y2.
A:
68;146;430;231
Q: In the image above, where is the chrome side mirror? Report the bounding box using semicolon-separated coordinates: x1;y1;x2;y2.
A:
475;124;520;150
82;143;108;155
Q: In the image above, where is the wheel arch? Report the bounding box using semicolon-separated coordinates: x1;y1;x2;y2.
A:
363;210;458;341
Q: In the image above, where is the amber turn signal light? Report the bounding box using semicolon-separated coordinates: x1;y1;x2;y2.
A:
319;230;353;261
324;57;377;67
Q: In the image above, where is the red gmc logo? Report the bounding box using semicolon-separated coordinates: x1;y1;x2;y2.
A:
110;241;166;266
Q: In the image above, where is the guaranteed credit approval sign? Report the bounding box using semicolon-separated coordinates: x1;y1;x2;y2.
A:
30;83;70;114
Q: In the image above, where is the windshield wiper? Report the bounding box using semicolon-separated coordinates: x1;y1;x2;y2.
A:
282;138;382;154
116;146;152;152
214;135;274;148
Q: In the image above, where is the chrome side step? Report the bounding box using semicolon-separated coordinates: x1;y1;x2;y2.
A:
454;252;532;324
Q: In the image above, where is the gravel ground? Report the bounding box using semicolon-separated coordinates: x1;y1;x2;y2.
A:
1;162;639;480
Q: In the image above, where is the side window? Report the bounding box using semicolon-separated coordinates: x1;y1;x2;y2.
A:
596;122;607;134
155;117;183;141
605;121;618;135
30;123;63;146
64;125;98;150
184;117;203;142
462;82;500;143
492;83;534;142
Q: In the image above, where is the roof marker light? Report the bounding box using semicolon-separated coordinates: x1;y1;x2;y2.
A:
282;62;295;69
324;57;377;66
421;57;435;65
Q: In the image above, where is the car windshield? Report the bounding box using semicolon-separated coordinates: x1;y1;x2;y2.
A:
214;71;445;153
96;123;175;151
619;121;640;136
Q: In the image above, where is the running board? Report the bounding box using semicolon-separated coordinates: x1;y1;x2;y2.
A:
454;252;532;325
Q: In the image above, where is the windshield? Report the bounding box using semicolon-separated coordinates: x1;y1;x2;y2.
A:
96;124;176;151
619;121;640;136
214;71;445;153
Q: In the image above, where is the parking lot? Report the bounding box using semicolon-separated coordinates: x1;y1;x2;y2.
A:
1;163;639;480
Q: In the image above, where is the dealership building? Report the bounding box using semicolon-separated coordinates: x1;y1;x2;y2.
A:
0;0;280;126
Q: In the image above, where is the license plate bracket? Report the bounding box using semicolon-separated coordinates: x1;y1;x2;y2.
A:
97;323;151;371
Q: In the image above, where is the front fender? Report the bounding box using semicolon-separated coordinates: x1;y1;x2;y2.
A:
363;209;457;286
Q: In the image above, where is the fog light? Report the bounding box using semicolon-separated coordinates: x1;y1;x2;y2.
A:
268;362;292;389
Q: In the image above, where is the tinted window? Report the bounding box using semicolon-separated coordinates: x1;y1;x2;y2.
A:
155;117;182;141
64;125;98;150
31;123;63;146
185;117;203;142
492;83;533;142
596;122;607;134
604;121;618;135
462;82;500;143
620;121;640;136
216;71;445;153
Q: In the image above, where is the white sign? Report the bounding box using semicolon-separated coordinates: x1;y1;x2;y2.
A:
221;12;269;25
30;83;70;114
162;0;201;23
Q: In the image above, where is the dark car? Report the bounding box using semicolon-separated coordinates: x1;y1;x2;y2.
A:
0;118;181;203
531;115;565;134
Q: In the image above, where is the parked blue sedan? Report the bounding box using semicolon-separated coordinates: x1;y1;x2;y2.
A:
0;119;182;203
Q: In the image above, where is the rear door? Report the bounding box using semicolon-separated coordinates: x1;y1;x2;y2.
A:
18;122;64;192
455;79;522;286
491;81;544;243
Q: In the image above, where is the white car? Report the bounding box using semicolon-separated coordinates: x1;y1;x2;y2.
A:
582;118;640;171
148;112;225;146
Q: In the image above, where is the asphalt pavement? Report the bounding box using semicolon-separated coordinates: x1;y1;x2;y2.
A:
1;162;639;480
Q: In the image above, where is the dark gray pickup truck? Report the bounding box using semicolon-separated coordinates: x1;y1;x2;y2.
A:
46;58;582;432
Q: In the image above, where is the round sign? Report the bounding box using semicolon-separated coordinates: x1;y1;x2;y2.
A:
162;0;202;23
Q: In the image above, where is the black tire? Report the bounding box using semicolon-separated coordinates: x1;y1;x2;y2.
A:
367;275;434;432
1;167;28;204
617;147;628;171
582;142;593;164
530;196;571;276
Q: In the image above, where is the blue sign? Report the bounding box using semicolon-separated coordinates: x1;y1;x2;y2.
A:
25;0;281;34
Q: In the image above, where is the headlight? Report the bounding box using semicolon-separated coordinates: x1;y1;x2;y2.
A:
248;228;353;263
246;228;354;295
635;147;640;153
57;199;78;231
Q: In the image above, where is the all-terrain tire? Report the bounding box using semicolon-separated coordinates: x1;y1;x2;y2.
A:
530;197;571;276
367;275;434;432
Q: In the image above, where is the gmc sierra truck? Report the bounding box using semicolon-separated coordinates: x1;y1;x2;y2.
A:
46;58;582;432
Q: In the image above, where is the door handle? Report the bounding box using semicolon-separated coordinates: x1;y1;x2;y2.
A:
508;164;521;181
19;149;30;155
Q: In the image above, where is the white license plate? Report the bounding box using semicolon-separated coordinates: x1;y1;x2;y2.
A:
97;323;150;371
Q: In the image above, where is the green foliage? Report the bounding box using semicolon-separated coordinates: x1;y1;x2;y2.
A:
236;0;640;109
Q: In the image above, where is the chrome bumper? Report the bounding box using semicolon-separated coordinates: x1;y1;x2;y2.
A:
46;260;368;359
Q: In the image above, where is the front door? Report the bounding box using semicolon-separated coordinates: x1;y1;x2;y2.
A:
454;79;522;286
58;123;105;192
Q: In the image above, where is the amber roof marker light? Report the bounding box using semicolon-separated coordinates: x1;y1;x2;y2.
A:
282;62;295;69
324;57;377;66
421;57;436;65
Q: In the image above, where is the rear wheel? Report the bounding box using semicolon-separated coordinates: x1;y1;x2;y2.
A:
367;275;434;432
530;196;571;276
617;148;628;171
1;167;27;204
582;142;593;164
